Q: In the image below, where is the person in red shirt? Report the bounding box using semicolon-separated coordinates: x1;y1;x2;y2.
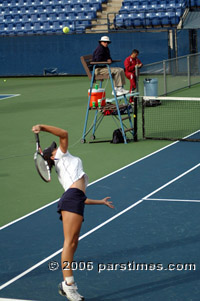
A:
124;49;143;102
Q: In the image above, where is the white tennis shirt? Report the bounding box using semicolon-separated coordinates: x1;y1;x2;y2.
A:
54;147;88;191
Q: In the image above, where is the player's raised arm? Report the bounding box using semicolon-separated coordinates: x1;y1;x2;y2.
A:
32;124;68;153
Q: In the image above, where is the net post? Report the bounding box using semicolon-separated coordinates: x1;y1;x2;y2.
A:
133;95;138;142
163;60;167;95
133;66;139;142
142;97;145;139
187;55;191;88
135;65;139;93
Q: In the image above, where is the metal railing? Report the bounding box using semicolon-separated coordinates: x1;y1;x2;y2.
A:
140;52;200;95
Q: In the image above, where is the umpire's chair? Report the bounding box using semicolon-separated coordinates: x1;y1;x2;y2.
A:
80;54;138;143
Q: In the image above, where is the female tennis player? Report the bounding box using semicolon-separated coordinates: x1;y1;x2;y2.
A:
32;124;114;301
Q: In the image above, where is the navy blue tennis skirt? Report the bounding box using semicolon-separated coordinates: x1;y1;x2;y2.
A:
57;188;87;221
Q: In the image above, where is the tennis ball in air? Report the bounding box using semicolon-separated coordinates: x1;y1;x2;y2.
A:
3;79;6;82
63;26;70;34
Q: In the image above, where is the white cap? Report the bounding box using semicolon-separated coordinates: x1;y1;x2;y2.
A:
99;36;111;43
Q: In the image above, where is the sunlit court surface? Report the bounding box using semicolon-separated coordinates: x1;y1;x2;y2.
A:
1;137;200;301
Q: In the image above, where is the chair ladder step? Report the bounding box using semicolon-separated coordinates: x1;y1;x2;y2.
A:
121;116;131;121
124;127;134;133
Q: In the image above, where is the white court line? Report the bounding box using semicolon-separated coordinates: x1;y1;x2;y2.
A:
0;140;178;230
144;198;200;203
0;298;33;301
0;94;21;100
1;162;200;290
143;96;200;101
141;162;200;202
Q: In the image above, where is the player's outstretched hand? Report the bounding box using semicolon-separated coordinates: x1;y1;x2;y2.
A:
103;197;114;209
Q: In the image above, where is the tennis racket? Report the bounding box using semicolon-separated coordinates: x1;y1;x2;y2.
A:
34;133;51;183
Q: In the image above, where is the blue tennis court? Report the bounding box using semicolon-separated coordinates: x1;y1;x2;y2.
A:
0;140;200;301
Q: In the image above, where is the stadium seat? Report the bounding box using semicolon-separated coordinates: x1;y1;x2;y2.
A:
86;10;97;19
11;6;20;14
24;0;34;6
57;12;64;20
45;5;55;13
160;11;170;25
168;11;180;25
90;2;102;11
124;13;135;27
133;13;145;27
139;1;149;12
17;0;25;6
54;4;65;12
156;1;167;11
42;0;51;4
42;21;52;32
119;5;130;13
48;13;58;21
32;22;43;33
190;0;200;6
73;3;84;12
4;15;13;23
166;0;176;11
131;1;140;11
15;22;27;35
5;23;15;35
144;12;154;26
0;23;6;35
21;14;30;22
30;13;38;22
52;21;61;31
74;20;86;31
23;22;34;34
18;6;28;14
13;14;23;22
151;12;162;26
64;4;74;12
114;14;125;27
40;13;49;21
147;2;157;12
67;12;77;20
33;0;41;5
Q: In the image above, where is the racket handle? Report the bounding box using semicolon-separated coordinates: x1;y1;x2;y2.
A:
35;133;40;144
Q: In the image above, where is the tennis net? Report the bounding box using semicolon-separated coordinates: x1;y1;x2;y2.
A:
142;96;200;142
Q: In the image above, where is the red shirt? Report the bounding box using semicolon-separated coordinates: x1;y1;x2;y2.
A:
124;55;142;74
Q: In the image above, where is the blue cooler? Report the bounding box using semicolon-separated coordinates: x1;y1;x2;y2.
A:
143;78;158;96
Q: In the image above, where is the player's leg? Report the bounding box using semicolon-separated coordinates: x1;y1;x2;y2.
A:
61;211;83;278
59;211;84;300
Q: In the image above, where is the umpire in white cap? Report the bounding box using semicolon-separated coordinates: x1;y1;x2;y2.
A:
92;36;128;96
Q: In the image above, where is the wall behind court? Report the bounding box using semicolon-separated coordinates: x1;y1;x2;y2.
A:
0;30;196;76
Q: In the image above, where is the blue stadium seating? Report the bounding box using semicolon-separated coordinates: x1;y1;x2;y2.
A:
133;12;145;26
160;11;170;25
189;0;200;6
114;14;125;28
115;0;187;29
0;0;102;35
167;11;179;25
145;12;155;26
124;13;136;27
0;0;192;34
